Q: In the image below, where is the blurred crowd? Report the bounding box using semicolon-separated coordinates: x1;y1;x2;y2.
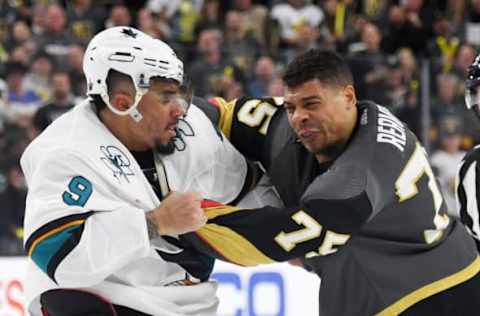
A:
0;0;479;255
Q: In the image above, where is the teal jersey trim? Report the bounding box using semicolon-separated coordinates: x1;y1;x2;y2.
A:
31;225;82;275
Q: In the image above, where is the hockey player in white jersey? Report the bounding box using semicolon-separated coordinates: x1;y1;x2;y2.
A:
21;27;251;316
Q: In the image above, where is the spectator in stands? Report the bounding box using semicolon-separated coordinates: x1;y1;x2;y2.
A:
157;0;202;53
0;1;17;43
195;0;222;35
348;22;388;103
2;123;30;163
465;0;480;47
23;51;53;102
383;2;432;55
66;0;107;45
6;20;32;52
190;28;245;98
0;79;7;135
321;0;354;50
105;4;132;28
9;44;31;67
31;3;48;36
35;4;77;67
294;22;323;58
266;77;285;97
218;69;245;101
384;56;408;112
248;56;277;97
432;73;478;141
271;0;324;62
431;122;465;216
445;0;466;39
397;47;419;88
427;13;460;74
67;44;86;100
359;20;386;55
431;73;462;122
397;89;422;138
32;71;74;137
145;0;182;18
137;8;164;39
224;10;261;76
232;0;268;51
3;61;42;126
0;159;26;256
336;13;368;54
354;0;392;29
453;43;476;79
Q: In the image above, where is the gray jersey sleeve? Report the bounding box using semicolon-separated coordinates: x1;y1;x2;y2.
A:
301;163;373;233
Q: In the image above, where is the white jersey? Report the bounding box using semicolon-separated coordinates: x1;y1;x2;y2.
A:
21;99;247;316
271;3;324;40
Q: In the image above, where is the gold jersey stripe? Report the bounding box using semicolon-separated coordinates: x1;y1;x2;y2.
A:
212;97;236;139
204;205;242;220
27;219;86;257
376;256;480;315
196;223;276;266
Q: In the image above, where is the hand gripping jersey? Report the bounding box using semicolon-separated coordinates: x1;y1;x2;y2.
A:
186;98;480;315
21;99;247;316
456;145;480;251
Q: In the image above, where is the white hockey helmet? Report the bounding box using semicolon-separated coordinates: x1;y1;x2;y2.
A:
83;26;185;122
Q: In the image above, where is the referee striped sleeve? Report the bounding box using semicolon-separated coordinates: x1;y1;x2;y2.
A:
457;151;480;250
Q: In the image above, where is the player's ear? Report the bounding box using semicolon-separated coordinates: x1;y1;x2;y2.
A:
343;85;356;108
111;92;134;111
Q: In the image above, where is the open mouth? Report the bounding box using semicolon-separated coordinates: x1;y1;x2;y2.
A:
298;129;318;141
299;130;312;138
166;124;177;137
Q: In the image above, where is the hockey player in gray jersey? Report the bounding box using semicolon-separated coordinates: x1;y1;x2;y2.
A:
456;54;480;252
175;49;480;315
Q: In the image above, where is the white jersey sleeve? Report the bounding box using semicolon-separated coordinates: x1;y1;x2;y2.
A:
22;148;151;287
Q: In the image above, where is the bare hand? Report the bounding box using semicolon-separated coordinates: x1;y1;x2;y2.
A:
147;191;207;236
288;258;304;267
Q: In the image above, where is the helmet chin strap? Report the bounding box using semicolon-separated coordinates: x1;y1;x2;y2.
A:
100;89;145;122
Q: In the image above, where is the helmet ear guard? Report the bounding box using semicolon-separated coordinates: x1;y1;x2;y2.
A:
83;27;185;122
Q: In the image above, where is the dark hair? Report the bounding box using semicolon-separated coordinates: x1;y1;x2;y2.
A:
51;70;71;79
92;70;175;112
32;50;53;63
4;61;27;76
91;69;132;111
282;49;353;88
106;69;134;97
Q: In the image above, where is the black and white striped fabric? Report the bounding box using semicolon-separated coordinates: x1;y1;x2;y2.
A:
456;145;480;251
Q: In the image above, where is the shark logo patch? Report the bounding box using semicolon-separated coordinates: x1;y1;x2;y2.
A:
100;145;135;183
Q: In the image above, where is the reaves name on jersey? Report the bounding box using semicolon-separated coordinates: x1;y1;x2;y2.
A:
376;105;406;152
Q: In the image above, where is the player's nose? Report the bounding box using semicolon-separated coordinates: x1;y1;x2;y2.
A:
291;108;308;127
170;99;185;118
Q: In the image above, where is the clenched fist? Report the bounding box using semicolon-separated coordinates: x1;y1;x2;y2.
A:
146;191;207;236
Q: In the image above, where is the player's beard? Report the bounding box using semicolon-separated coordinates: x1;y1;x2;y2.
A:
155;127;178;155
156;140;175;155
